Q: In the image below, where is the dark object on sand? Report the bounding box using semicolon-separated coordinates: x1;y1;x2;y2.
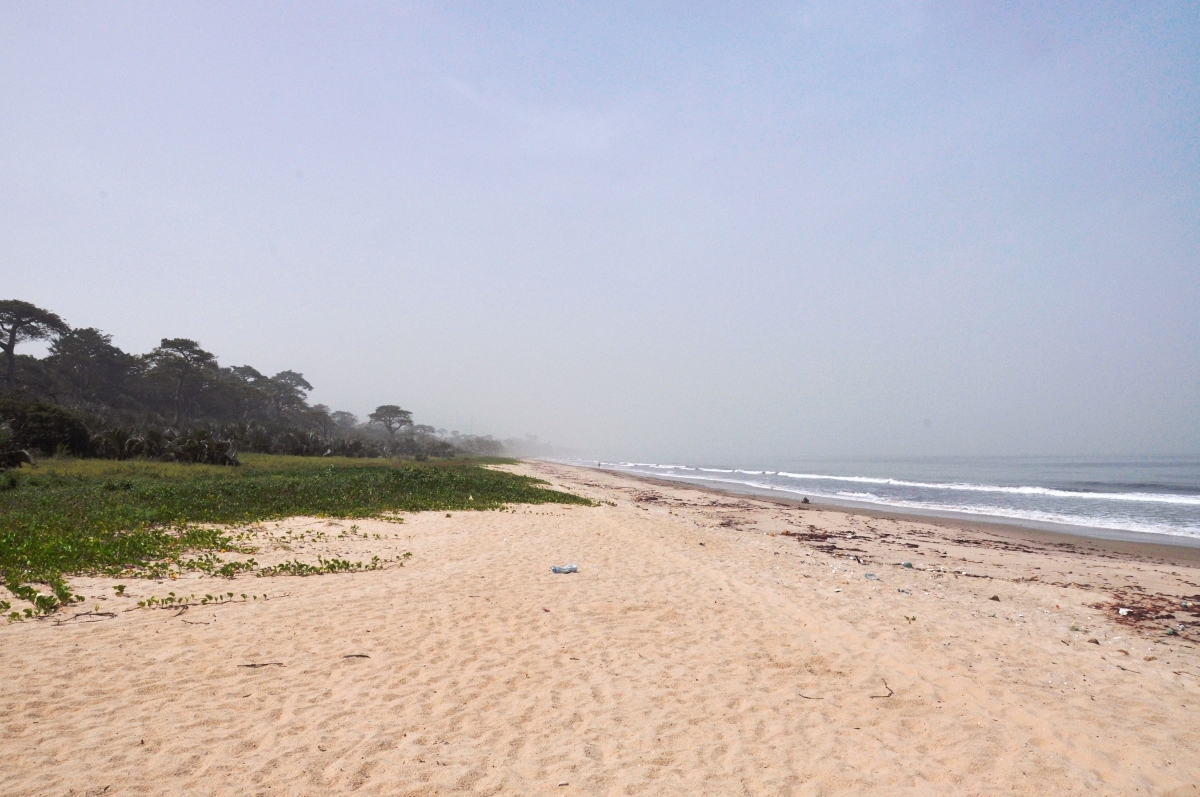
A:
989;595;1001;602
801;497;810;504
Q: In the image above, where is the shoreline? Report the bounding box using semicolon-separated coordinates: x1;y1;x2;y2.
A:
591;465;1200;566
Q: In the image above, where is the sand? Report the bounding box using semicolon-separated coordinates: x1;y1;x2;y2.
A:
3;460;1199;797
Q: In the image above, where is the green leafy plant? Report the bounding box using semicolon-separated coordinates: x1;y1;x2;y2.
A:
0;454;587;612
259;555;383;577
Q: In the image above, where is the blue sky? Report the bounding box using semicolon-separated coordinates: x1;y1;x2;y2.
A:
2;2;1198;459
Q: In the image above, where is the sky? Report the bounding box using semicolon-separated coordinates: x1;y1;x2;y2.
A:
2;1;1198;461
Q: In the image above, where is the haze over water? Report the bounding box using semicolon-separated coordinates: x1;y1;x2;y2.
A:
594;457;1200;541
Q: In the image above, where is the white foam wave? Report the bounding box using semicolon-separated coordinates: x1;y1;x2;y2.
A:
603;466;1200;539
764;472;1200;506
829;491;1200;539
620;462;694;470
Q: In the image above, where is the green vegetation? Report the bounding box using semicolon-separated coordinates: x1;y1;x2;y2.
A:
0;299;506;462
0;454;590;615
258;553;408;577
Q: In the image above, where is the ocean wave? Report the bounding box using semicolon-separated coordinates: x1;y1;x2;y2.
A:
764;472;1200;506
619;462;694;470
828;491;1200;539
601;465;1200;539
612;462;1200;506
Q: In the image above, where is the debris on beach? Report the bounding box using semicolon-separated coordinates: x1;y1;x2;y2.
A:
550;564;578;574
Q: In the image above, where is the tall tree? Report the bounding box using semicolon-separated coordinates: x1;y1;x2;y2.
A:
148;338;216;425
369;404;413;451
225;365;269;421
0;300;69;388
47;327;136;408
306;403;337;442
265;370;313;422
330;410;359;434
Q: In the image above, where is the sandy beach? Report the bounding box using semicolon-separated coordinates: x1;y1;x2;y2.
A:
3;460;1199;797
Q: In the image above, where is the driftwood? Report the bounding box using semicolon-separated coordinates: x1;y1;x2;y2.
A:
869;679;894;698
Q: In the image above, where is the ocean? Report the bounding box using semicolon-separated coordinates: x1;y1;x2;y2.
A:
584;456;1200;543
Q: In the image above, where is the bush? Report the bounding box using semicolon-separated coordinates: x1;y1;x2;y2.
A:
0;395;90;457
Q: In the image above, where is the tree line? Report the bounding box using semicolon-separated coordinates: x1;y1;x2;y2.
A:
0;299;501;464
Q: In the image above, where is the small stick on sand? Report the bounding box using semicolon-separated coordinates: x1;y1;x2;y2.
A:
870;679;894;698
53;611;117;625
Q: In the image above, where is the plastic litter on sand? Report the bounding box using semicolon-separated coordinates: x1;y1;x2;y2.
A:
550;564;578;574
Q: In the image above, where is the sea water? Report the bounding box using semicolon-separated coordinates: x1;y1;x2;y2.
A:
585;457;1200;542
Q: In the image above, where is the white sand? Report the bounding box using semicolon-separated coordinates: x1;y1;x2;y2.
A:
3;461;1199;796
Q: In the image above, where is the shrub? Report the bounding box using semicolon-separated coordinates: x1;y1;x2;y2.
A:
0;395;90;457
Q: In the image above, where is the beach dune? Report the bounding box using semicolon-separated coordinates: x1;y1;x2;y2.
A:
2;461;1198;796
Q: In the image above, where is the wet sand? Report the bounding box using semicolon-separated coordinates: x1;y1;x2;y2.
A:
2;460;1198;796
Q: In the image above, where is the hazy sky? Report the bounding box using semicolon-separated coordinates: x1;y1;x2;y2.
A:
3;2;1198;461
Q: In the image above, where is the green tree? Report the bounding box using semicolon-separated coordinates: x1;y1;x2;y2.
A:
306;403;337;442
220;365;268;422
0;300;69;388
265;370;313;422
369;404;413;452
47;327;136;409
330;410;359;435
148;338;217;425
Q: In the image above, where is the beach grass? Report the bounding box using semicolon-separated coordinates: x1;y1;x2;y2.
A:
0;454;590;614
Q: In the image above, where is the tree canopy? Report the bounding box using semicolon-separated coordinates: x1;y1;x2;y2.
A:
369;405;414;439
0;300;69;387
0;299;504;462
